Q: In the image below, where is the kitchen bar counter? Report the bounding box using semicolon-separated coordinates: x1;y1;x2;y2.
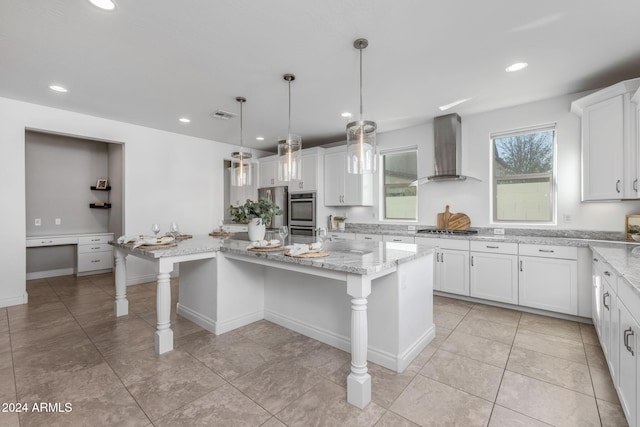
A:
110;235;435;408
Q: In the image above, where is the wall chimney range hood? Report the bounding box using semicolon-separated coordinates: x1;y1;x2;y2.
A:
411;113;480;185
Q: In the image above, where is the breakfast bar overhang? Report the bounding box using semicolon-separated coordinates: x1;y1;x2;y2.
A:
110;237;435;408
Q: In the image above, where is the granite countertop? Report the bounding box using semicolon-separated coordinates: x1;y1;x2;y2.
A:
111;235;435;276
590;243;640;298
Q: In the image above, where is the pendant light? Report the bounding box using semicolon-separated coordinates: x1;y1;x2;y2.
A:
347;38;377;174
231;96;252;187
278;73;302;182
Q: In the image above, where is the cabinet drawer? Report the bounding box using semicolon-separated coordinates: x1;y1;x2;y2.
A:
383;235;415;243
329;232;356;240
356;233;383;242
519;244;577;259
470;241;518;254
78;243;112;254
415;237;469;251
77;252;113;272
78;235;113;245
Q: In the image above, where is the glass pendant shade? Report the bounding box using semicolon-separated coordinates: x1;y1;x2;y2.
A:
231;151;252;187
347;120;377;174
278;134;302;181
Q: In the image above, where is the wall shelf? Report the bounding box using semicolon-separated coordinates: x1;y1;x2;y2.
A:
90;186;111;191
89;203;112;209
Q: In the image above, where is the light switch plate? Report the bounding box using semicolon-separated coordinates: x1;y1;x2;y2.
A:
55;218;61;225
493;228;505;235
35;218;41;226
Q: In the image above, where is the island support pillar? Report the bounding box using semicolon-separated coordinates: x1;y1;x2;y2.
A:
155;258;175;354
114;248;129;317
346;273;372;408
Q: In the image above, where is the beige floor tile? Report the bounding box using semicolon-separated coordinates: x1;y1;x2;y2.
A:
0;411;19;427
589;366;619;404
277;379;386;426
440;330;512;368
455;316;517;345
513;329;587;364
433;295;474;316
489;405;552;426
127;363;226;421
506;347;593;396
433;308;464;330
236;320;307;350
286;339;351;378
420;349;504;401
261;417;288;427
597;399;630;427
374;411;420;427
178;330;280;380
0;365;16;403
6;301;68;321
8;306;77;333
59;289;113;307
584;342;608;369
9;317;83;352
154;383;271;427
405;340;439;373
390;375;493;426
231;358;324;414
323;360;351;388
519;312;582;343
466;304;522;327
496;371;600;427
580;323;600;345
368;363;416;408
83;316;155;357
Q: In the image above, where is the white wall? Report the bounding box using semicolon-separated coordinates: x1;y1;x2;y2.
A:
0;96;267;307
338;92;640;231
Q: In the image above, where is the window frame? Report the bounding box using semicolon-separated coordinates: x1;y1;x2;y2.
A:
380;147;418;222
490;124;557;225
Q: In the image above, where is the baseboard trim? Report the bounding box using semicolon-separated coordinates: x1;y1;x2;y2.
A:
0;293;29;308
177;303;263;335
26;268;74;280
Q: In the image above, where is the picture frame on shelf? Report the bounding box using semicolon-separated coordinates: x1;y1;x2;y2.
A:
95;179;108;190
625;214;640;242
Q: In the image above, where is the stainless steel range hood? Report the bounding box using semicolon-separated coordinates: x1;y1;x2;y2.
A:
410;113;480;185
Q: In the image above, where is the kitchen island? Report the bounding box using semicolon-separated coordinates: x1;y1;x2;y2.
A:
110;236;435;408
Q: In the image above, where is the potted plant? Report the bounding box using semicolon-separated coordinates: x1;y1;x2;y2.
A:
229;199;283;241
334;216;347;231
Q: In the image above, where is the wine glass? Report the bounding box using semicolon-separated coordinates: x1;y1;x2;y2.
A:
317;227;328;247
278;226;288;245
169;222;179;237
151;223;160;237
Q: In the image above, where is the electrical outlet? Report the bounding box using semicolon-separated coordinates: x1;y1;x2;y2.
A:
493;228;505;235
35;218;41;226
407;225;416;231
55;218;61;225
563;213;572;223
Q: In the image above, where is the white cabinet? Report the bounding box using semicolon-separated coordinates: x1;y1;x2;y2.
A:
518;244;578;315
617;290;639;427
77;234;114;275
258;156;287;188
592;255;604;339
324;147;373;206
417;237;470;296
289;148;323;193
571;78;640;200
355;233;383;242
470;241;518;304
601;271;619;380
383;235;415;243
328;231;356;240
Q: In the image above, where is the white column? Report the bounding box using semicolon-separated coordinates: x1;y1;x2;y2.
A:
346;273;372;409
114;248;129;317
155;259;174;354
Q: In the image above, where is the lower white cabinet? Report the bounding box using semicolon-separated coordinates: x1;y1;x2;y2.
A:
518;244;578;315
616;278;640;426
417;237;470;296
355;233;383;242
383;235;415;243
77;234;114;275
470;241;518;304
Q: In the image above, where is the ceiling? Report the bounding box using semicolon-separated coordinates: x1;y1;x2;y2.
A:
2;1;640;153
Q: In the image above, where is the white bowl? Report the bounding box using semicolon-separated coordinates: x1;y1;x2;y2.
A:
631;234;640;242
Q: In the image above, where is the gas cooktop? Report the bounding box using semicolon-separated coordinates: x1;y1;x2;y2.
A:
416;229;478;235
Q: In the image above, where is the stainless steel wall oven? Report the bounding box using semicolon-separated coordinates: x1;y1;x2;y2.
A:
288;192;316;236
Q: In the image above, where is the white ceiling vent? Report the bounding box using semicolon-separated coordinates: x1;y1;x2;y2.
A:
210;110;236;120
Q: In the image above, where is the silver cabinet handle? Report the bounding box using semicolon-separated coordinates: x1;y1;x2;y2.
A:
392;239;402;242
471;256;474;267
441;253;444;263
91;246;101;250
634;179;638;192
603;292;610;310
593;258;599;262
486;245;499;249
616;179;621;193
91;238;100;242
624;328;634;355
41;240;54;244
436;252;440;263
364;237;373;240
520;260;523;272
538;249;554;253
604;271;611;277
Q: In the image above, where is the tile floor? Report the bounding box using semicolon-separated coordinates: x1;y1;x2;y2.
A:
0;274;631;426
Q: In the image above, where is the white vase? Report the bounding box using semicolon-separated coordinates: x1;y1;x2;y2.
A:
248;218;266;241
338;221;346;231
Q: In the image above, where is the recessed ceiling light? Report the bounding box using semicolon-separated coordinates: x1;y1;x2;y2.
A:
179;117;191;123
256;137;265;141
505;62;528;72
88;0;116;10
439;98;472;111
341;112;352;118
49;85;68;93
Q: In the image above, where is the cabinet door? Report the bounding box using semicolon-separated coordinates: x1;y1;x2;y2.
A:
592;259;603;338
617;301;637;427
290;154;318;192
582;95;624;200
344;167;373;206
470;252;518;304
259;159;277;188
519;256;578;315
439;249;470;296
355;233;383;242
324;151;345;206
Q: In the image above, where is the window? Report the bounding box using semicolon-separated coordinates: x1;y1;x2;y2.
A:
492;125;556;223
382;149;417;220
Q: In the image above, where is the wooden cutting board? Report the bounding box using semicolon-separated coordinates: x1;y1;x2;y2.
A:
437;205;470;230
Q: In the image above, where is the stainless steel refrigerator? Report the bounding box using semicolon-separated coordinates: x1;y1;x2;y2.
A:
258;186;288;229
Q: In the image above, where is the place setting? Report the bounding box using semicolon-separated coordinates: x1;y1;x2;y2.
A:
247;226;289;252
284;227;330;258
117;223;181;249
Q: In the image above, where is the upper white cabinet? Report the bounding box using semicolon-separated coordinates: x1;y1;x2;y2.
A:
289;148;323;193
258;155;287;188
571;78;640;200
324;146;373;206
